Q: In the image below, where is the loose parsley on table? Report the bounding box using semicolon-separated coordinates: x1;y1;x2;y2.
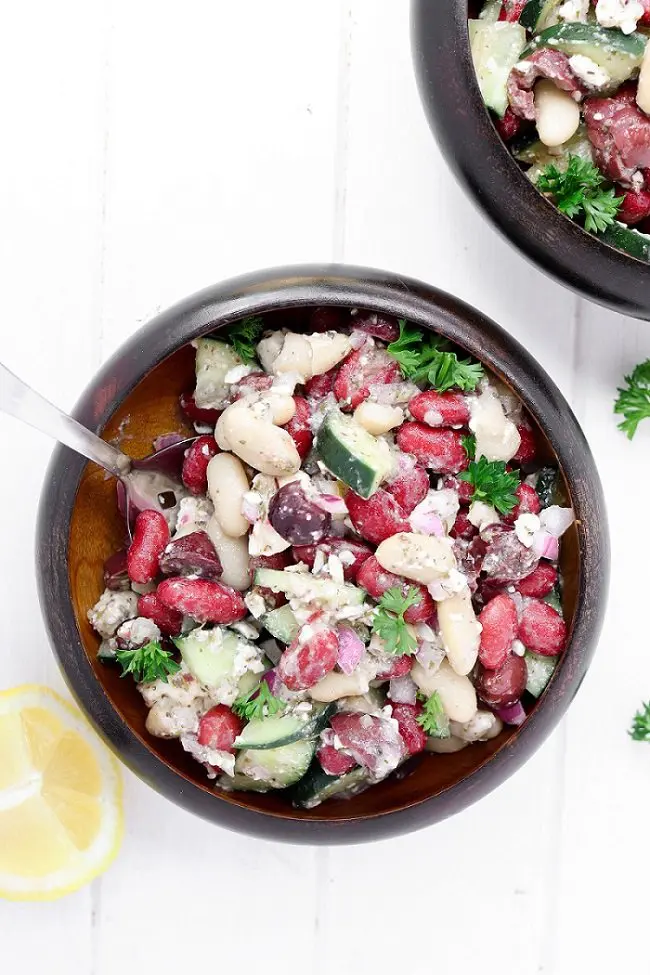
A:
115;641;181;684
233;680;284;721
614;359;650;440
371;586;420;656
224;315;265;363
417;691;450;738
387;320;483;392
459;457;520;514
536;155;622;234
629;702;650;742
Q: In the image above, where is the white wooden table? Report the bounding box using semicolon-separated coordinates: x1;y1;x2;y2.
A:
2;2;648;972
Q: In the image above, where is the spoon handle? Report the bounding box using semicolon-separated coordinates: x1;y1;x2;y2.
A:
0;361;131;478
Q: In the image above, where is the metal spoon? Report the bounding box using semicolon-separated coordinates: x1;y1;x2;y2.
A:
0;361;195;527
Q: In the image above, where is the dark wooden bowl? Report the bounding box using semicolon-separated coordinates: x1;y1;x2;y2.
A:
36;265;609;843
411;0;650;320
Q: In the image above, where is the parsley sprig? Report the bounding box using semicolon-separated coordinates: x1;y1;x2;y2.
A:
232;680;284;721
459;457;520;514
629;701;650;741
225;315;265;363
461;433;476;459
387;320;483;393
417;691;450;738
371;587;420;656
614;359;650;440
115;641;181;684
536;155;622;234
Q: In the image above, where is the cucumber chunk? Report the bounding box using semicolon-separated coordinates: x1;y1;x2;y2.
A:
598;222;650;263
515;126;593;182
234;703;336;750
315;409;393;499
469;20;527;117
480;0;503;23
523;24;646;86
525;650;558;697
254;568;365;610
175;627;259;687
291;763;371;809
262;604;300;645
534;466;560;508
193;338;243;410
223;738;316;790
544;586;563;613
520;0;563;31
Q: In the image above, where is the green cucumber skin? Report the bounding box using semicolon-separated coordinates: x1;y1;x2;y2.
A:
599;224;650;263
290;763;371;809
315;411;391;500
523;23;646;58
233;738;316;789
262;604;300;645
535;467;560;509
234;703;337;751
520;0;561;31
525;650;558;697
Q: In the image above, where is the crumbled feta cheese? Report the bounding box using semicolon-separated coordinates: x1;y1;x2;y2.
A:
229;619;260;641
468;501;500;532
115;616;161;649
224;363;255;385
569;54;610;89
244;591;267;619
595;0;644;33
411;488;460;534
248;517;291;557
427;568;469;602
180;733;236;777
88;589;138;639
515;512;541;548
512;639;526;657
469;387;521;463
559;0;590;21
174;496;214;538
326;554;345;585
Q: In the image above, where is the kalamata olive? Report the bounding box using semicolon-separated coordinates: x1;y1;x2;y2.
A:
268;482;331;546
103;549;130;591
475;655;527;709
158;531;223;580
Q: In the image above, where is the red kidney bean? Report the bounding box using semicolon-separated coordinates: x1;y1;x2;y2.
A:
503;483;541;525
329;712;405;776
292;537;373;581
478;594;518;670
334;347;401;409
518;599;566;655
499;0;528;20
356;556;435;623
408;390;470;427
352;311;400;343
396;423;468;474
475;655;527;709
442;474;474;504
374;653;414;680
198;705;244;753
384;461;430;515
513;424;538;466
482;531;539;582
309;306;347;333
495;107;522;142
305;369;337;400
277;625;339;690
137;592;184;636
285;396;313;460
450;510;477;540
454;536;487;593
158;531;222;580
317;741;357;776
268;482;331;545
346;489;409;545
617;188;650;225
179;391;221;427
127;510;170;584
516;563;558;598
103;549;130;591
233;372;274;398
157;577;246;624
390;702;427;755
181;435;219;495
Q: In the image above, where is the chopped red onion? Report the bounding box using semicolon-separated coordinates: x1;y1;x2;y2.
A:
531;530;559;560
409;504;444;536
540;505;574;539
349;329;370;350
388;674;418;704
337;627;365;675
415;642;445;671
496;700;526;726
313;493;348;516
153;432;185;452
242;497;262;523
264;669;281;695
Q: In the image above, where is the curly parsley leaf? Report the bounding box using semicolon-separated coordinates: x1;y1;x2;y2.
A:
115;641;181;684
629;701;650;741
614;359;650;440
386;320;483;392
224;315;265;363
232;680;284;721
461;433;476;459
536;155;622;234
417;691;450;738
459;457;520;514
371;586;420;656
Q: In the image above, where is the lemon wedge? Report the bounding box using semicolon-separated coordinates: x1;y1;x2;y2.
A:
0;685;123;900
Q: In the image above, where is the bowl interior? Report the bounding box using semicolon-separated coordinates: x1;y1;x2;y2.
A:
68;305;580;822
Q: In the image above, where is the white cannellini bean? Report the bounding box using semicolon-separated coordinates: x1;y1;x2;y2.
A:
353;401;404;435
266;332;313;377
259;391;296;425
450;710;502;742
469;387;521;463
309;668;371;703
425;735;468;754
375;532;456;585
411;658;478;723
206;453;250;538
637;41;650;115
308;331;352;375
206;514;251;590
534;80;581;148
437;586;482;676
215;400;301;476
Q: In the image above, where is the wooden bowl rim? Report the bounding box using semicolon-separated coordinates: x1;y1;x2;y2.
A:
410;0;650;320
36;264;610;842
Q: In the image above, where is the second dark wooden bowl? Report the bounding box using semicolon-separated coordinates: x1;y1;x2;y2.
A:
36;265;609;843
411;0;650;320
